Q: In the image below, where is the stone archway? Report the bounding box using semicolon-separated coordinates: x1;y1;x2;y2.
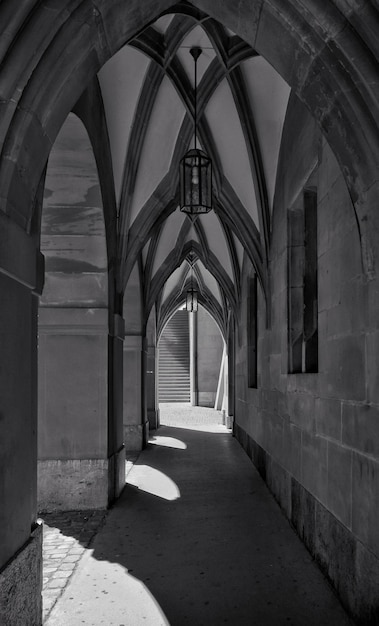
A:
1;2;379;623
37;112;111;511
0;1;378;274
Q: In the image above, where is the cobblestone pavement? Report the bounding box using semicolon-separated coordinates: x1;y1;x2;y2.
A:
40;510;107;622
40;457;138;623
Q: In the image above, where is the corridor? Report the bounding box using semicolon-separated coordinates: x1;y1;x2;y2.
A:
44;406;353;626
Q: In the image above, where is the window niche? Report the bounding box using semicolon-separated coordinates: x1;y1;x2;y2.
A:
288;187;318;374
247;274;258;388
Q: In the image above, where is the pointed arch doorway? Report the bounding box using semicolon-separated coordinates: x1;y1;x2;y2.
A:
158;305;225;409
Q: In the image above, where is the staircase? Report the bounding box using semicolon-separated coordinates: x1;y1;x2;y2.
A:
158;310;190;402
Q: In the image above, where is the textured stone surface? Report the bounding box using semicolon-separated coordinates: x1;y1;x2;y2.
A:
123;423;149;452
235;425;379;625
196;307;223;406
342;402;379;456
38;459;109;511
38;320;108;460
123;336;145;448
352;452;379;555
234;91;379;623
0;523;42;626
327;441;352;527
0;274;38;567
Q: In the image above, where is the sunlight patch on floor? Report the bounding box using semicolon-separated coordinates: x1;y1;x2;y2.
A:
161;423;231;433
126;464;181;501
45;550;170;626
149;435;187;449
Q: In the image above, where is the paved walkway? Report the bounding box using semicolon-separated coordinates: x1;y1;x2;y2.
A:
43;405;354;625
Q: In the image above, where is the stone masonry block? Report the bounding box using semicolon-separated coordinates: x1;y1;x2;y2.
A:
315;396;342;440
327;440;352;528
38;459;109;511
353;541;379;625
352;452;379;556
282;421;301;481
314;500;356;618
287;391;315;432
320;335;366;401
291;478;316;555
367;282;379;333
318;138;344;205
301;431;328;504
266;456;291;518
342;403;379;457
260;409;283;463
366;330;379;404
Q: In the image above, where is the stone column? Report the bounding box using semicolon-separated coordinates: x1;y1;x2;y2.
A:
227;316;235;430
38;307;111;510
123;335;149;451
108;314;126;501
145;341;160;430
0;215;43;625
189;311;198;406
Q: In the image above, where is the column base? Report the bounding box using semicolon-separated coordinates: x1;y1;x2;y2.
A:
38;459;110;511
0;523;42;626
109;445;126;501
197;392;216;407
191;391;198;406
124;421;149;452
226;414;234;429
147;408;160;430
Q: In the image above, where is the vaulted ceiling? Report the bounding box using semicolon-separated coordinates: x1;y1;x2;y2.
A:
97;3;290;335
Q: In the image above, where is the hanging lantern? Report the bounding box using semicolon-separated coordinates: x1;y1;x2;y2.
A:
186;287;198;312
180;47;212;217
180;148;212;215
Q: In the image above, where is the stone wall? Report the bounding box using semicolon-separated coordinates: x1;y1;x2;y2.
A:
234;94;379;624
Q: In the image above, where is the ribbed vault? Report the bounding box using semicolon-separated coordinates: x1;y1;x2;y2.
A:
0;0;378;325
97;2;290;328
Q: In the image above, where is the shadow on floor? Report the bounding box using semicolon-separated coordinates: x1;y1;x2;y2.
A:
44;423;354;626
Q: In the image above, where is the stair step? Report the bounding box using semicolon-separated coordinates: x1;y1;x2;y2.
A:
158;310;190;402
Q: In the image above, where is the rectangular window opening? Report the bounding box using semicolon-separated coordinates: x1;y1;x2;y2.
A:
247;274;258;387
288;188;318;374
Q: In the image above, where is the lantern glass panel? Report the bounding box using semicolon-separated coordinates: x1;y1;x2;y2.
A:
180;149;212;215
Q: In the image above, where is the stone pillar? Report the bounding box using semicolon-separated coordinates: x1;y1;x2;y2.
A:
0;215;43;625
38;308;111;510
123;335;149;451
189;311;198;406
227;316;235;430
145;341;160;430
108;314;126;501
